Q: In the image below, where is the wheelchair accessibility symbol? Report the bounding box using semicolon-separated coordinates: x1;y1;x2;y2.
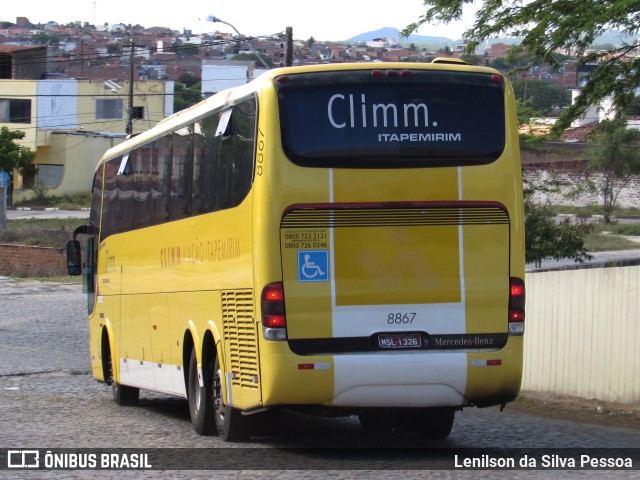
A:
297;250;329;282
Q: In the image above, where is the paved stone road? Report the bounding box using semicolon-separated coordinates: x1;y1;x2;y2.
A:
0;278;638;479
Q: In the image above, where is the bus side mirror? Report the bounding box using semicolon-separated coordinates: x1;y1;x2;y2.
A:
66;240;82;276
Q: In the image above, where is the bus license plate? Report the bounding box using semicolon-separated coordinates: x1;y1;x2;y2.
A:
377;333;422;349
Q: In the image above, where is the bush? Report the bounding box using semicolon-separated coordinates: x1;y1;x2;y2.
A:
524;179;592;267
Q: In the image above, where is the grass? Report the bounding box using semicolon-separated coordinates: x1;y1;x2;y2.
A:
601;223;640;236
584;233;640;252
550;204;640;219
12;192;91;210
583;222;640;252
0;218;87;249
2;193;90;250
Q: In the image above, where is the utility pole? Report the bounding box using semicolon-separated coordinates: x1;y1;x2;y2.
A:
126;39;134;135
285;27;293;67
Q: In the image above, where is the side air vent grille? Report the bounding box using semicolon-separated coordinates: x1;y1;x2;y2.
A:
222;289;259;389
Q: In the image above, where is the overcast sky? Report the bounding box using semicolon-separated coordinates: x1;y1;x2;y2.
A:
2;0;476;41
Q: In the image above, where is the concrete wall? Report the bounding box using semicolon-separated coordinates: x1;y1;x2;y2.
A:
523;266;640;403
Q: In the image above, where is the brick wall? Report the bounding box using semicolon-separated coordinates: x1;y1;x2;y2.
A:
0;244;67;277
521;141;640;210
523;167;640;209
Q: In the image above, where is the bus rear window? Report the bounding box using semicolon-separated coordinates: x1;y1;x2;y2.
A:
275;69;506;168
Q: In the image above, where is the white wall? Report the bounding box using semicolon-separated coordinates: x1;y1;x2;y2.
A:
523;266;640;403
201;65;248;95
37;80;78;129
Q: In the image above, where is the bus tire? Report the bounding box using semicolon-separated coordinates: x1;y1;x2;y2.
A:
213;355;252;442
112;381;139;406
358;410;395;434
188;348;216;435
414;407;455;439
104;340;139;406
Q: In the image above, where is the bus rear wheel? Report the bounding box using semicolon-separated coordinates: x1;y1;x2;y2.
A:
358;410;395;434
413;407;455;439
187;348;216;435
212;356;252;442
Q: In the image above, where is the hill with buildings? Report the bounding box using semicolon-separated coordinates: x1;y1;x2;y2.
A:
348;27;454;46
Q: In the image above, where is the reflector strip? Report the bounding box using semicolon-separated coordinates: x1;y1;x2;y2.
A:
297;363;331;370
471;359;502;367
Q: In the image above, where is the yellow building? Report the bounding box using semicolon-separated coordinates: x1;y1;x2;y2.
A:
0;78;174;202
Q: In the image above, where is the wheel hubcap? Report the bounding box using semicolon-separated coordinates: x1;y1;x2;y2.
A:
213;368;224;419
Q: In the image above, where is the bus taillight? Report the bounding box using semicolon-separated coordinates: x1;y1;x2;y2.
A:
261;282;287;340
508;277;525;335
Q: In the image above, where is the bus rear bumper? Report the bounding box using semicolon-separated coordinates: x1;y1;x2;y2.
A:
330;352;466;407
259;339;522;409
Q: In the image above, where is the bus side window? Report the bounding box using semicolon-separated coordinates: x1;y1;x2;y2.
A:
196;116;219;214
215;98;256;211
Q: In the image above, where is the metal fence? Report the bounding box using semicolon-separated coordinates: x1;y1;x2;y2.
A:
522;265;640;403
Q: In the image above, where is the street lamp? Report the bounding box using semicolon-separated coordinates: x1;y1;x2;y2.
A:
205;15;270;69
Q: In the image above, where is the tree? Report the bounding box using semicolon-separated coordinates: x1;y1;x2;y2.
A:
403;0;640;132
174;81;202;112
624;95;640;116
516;105;590;267
0;127;35;175
490;57;510;71
178;73;200;88
523;180;591;267
31;32;59;45
511;79;571;116
585;118;640;223
515;98;549;150
460;52;482;65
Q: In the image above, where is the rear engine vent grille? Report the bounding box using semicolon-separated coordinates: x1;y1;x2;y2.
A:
222;289;259;389
281;203;509;228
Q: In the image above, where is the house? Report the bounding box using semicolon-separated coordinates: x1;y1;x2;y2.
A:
0;45;48;80
201;60;257;96
0;76;174;202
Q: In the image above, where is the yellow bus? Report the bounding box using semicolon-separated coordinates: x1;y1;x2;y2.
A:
67;60;525;441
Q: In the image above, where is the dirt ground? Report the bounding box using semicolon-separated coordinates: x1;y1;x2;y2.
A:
509;390;640;430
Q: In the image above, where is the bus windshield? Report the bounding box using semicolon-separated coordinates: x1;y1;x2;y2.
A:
275;69;505;168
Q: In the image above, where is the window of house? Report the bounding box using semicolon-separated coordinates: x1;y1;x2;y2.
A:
0;98;31;123
96;98;124;120
132;106;144;119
